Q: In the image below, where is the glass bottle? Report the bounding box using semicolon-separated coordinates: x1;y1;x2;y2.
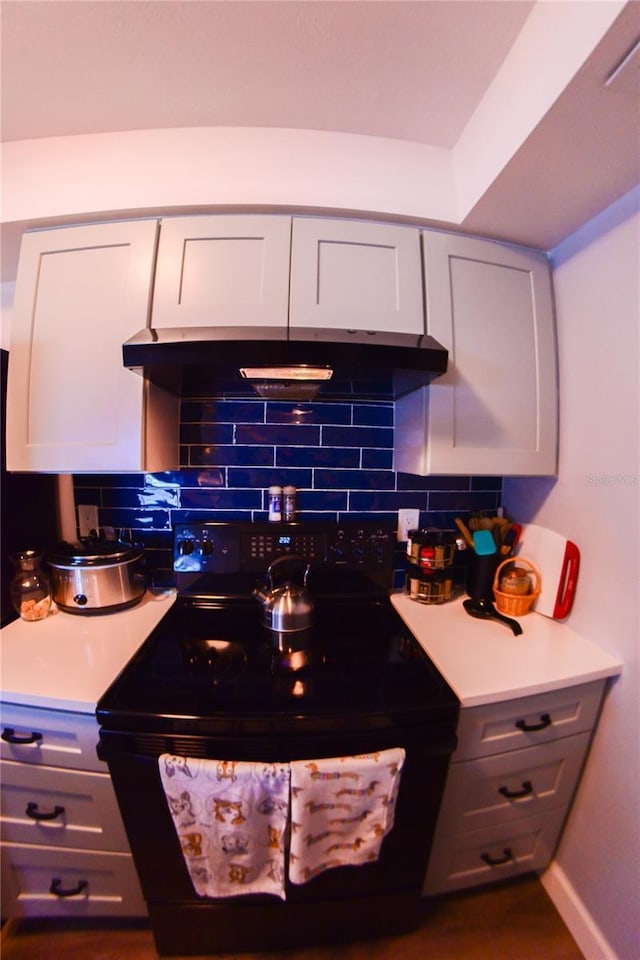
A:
10;550;52;621
268;486;282;522
283;485;297;522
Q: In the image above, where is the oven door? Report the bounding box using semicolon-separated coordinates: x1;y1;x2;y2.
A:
99;722;455;954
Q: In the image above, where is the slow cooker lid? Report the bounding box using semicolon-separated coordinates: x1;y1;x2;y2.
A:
47;537;144;566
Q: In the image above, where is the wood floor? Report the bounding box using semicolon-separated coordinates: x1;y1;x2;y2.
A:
1;876;584;960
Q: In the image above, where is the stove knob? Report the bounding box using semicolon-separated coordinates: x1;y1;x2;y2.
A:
201;539;214;557
331;538;349;560
179;538;195;555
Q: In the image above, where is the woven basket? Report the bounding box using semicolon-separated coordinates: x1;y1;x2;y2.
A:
493;557;541;616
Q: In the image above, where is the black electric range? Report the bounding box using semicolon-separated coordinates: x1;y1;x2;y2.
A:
96;521;459;956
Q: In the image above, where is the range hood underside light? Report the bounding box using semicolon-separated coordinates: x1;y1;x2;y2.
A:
240;365;333;400
239;366;334;381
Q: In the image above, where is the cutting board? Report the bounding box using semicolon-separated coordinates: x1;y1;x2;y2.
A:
514;524;580;619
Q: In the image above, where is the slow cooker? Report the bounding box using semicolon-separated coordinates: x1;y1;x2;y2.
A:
46;537;146;614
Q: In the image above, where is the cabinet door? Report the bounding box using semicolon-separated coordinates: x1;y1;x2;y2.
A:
0;703;105;773
290;218;424;334
6;220;176;472
152;215;292;328
1;760;130;852
453;681;605;762
1;842;146;917
395;231;558;476
434;732;591;835
424;808;566;896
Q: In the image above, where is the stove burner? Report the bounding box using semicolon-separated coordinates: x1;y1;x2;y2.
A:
182;638;248;677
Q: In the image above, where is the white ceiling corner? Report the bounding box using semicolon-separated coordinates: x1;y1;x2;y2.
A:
0;0;638;279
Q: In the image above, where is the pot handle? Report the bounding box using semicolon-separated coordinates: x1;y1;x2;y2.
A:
267;555;311;589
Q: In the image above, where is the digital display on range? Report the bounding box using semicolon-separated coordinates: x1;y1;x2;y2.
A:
279;536;292;546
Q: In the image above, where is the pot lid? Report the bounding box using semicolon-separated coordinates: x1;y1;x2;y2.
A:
47;537;144;566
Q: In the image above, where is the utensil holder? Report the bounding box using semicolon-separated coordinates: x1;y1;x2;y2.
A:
493;557;541;616
465;552;500;602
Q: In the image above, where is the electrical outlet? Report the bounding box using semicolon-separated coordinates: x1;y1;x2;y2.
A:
397;508;420;543
77;504;99;537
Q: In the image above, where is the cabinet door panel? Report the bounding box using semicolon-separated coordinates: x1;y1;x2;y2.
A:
152;215;291;328
453;681;605;761
435;732;591;835
1;760;130;851
6;220;160;472
290;218;424;334
424;808;566;895
1;842;146;917
1;704;104;773
396;231;557;476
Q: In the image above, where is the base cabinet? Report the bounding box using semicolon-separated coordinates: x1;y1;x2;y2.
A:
0;703;146;918
424;680;605;896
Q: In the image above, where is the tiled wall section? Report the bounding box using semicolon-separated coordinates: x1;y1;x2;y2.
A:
73;399;503;587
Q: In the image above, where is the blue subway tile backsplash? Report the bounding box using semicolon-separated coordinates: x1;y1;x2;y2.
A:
72;398;503;587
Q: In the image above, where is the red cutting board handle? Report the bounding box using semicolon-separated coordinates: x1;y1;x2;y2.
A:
553;541;580;619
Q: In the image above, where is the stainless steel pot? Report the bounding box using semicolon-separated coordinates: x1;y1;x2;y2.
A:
253;556;314;633
46;537;146;614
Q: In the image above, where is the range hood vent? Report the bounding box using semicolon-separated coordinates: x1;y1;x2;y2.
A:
123;326;448;401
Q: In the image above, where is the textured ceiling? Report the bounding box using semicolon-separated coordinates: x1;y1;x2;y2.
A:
0;0;534;145
1;0;638;271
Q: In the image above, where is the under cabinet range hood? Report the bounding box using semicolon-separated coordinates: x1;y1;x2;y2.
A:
122;327;448;401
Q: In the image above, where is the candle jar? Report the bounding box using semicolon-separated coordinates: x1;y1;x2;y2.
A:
499;566;532;595
10;550;52;621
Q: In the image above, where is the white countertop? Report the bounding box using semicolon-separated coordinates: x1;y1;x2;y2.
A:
0;589;176;713
1;587;623;717
390;592;622;707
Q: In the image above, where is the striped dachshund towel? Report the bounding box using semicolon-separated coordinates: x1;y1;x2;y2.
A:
288;748;405;885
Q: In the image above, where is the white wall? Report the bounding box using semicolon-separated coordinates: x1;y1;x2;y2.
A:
503;187;640;960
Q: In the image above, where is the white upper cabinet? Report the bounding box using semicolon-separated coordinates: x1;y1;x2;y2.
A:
289;218;424;335
7;220;178;473
152;215;292;328
395;231;558;476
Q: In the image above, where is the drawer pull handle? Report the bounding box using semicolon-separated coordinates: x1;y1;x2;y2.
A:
49;877;88;898
515;713;552;732
26;801;65;822
481;848;514;867
2;727;43;745
498;780;533;800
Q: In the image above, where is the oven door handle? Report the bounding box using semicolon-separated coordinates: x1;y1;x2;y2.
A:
97;730;459;763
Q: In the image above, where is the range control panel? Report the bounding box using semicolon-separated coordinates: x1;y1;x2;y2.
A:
173;521;396;574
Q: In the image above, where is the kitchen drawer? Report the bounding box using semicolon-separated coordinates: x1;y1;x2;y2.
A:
1;760;130;852
1;841;146;918
453;680;605;761
424;808;566;896
0;703;103;773
434;732;591;836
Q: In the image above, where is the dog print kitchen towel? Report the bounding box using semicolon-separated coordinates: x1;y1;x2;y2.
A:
158;755;290;899
288;748;406;884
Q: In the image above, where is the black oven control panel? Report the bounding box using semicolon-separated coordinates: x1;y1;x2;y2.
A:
173;521;395;574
